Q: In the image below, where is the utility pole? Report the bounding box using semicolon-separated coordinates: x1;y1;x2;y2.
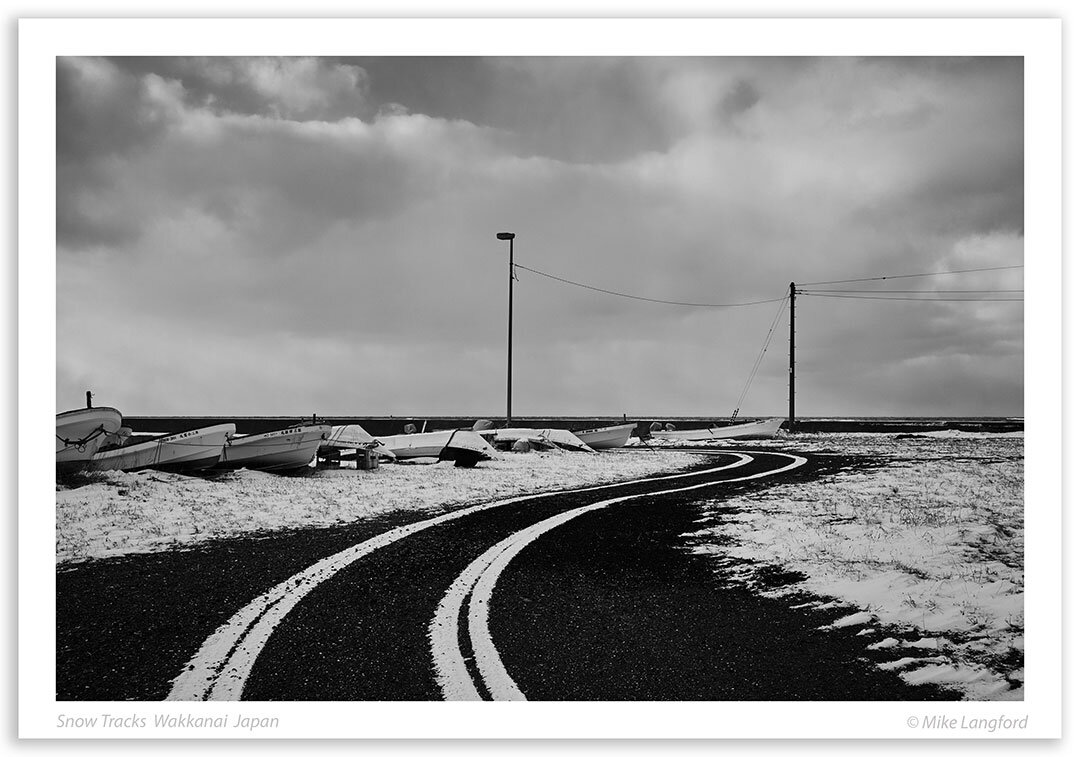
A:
788;281;796;430
497;232;516;428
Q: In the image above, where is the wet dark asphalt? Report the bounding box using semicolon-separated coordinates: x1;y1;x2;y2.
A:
56;507;430;701
489;492;956;700
56;449;959;701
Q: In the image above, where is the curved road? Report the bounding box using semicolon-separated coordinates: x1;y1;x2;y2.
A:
57;449;960;701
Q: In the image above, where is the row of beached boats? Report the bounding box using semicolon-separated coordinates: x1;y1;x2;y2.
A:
56;408;333;475
56;406;783;476
54;409;488;475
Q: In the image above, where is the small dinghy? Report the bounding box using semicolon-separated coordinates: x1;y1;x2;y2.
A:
217;424;331;472
574;423;637;450
88;423;236;473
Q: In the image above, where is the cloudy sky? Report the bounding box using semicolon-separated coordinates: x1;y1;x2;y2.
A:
56;56;1023;418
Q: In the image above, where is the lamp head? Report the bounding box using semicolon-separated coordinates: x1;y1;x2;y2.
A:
496;232;516;241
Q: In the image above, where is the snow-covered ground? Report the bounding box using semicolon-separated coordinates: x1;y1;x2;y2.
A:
55;450;697;564
56;431;1024;701
685;430;1024;702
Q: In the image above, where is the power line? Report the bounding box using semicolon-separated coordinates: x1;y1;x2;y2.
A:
509;261;1022;307
799;288;1023;294
515;263;785;308
797;264;1023;287
801;292;1023;302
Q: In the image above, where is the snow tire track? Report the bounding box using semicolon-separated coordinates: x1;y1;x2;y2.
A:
431;451;807;700
169;453;767;701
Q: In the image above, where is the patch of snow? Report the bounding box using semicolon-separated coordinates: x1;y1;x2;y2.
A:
900;663;1015;701
879;656;948;671
687;433;1023;701
820;611;875;629
56;451;698;565
911;429;1024;439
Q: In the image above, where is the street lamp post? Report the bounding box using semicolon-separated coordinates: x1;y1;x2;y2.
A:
496;232;515;428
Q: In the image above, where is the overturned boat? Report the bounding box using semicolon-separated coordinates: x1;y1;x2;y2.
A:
649;417;784;442
375;428;499;467
574;423;637;450
217;424;331;472
56;406;123;472
88;423;236;473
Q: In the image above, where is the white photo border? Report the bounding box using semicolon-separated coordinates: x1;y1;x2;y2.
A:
19;16;1062;740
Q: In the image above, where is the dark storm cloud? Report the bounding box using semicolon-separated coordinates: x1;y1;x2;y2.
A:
718;79;761;123
57;58;153;161
57;57;382;250
343;57;675;163
57;57;166;248
55;55;1024;416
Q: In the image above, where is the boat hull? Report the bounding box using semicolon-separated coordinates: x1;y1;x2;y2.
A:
485;428;595;452
575;423;637;450
218;425;330;471
88;424;235;472
376;429;498;467
56;407;123;470
650;418;784;441
321;424;396;459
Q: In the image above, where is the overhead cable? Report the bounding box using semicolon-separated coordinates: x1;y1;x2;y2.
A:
797;264;1023;287
799;288;1023;295
515;263;785;308
800;292;1023;302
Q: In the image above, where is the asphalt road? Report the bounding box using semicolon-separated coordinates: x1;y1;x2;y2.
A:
56;448;960;701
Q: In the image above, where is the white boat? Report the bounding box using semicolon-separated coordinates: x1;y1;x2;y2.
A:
649;417;784;442
320;424;396;459
482;428;595;452
375;428;499;467
217;424;331;471
88;423;236;472
574;423;637;450
56;406;123;471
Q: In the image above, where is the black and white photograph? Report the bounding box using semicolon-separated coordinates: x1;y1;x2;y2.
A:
17;12;1064;742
